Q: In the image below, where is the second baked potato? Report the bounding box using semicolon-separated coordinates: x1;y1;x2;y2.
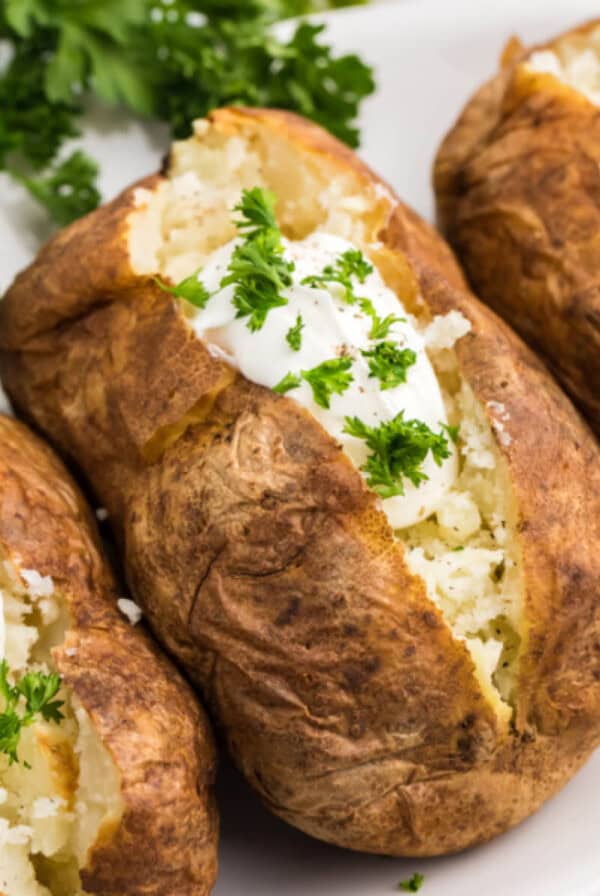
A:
435;19;600;432
1;108;600;857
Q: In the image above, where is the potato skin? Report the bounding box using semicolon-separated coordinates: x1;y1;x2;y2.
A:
434;20;600;433
0;415;218;895
1;108;600;856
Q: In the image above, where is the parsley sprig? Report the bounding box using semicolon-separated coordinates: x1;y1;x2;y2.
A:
398;872;425;892
303;357;354;408
273;356;354;408
154;268;212;309
343;413;451;498
302;248;373;304
359;298;405;339
224;188;294;331
0;1;374;227
361;341;417;390
286;314;305;351
0;660;65;767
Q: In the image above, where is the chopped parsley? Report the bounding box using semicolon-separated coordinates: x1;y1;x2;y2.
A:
273;357;354;406
222;188;294;331
398;872;425;892
452;545;465;552
155;269;212;309
0;3;374;226
286;314;305;352
343;413;451;498
359;298;406;340
302;357;354;409
441;422;460;444
302;248;373;305
361;341;417;390
0;660;65;767
273;371;302;395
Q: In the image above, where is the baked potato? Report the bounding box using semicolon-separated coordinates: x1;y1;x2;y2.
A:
434;19;600;433
0;415;218;894
1;107;600;858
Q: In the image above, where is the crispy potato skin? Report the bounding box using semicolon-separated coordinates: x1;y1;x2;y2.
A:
0;416;218;895
1;108;600;856
434;19;600;433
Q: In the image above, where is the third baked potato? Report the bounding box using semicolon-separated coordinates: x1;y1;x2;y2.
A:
435;19;600;432
1;108;600;857
0;415;218;895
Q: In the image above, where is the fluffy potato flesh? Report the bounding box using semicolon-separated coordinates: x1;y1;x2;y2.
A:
528;24;600;104
0;558;122;896
129;120;523;718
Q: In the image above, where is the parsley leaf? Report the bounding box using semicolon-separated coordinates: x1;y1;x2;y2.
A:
343;413;451;498
222;188;294;332
359;298;405;340
361;341;417;390
302;357;353;409
0;660;64;766
273;371;302;394
286;314;304;351
441;422;460;444
17;151;101;226
398;872;425;892
302;248;373;304
155;269;212;309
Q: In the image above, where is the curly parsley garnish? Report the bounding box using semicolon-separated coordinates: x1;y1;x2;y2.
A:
273;357;354;407
222;188;294;332
273;372;302;395
286;314;305;351
302;357;354;408
302;249;373;305
0;660;65;767
361;341;417;390
359;298;406;339
154;269;212;309
343;413;451;498
398;872;425;892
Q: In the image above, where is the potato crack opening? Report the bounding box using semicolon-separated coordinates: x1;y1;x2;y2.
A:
0;555;122;896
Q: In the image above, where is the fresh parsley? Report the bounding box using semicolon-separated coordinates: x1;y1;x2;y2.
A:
343;412;451;498
273;357;354;406
17;151;101;228
302;248;373;304
223;188;294;331
155;269;212;309
0;1;375;226
361;341;417;390
359;298;405;340
273;371;302;394
441;422;460;444
398;872;425;892
302;357;353;408
286;314;305;351
0;660;65;767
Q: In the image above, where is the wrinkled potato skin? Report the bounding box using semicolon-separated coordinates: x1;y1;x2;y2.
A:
1;109;600;856
0;416;218;895
434;20;600;433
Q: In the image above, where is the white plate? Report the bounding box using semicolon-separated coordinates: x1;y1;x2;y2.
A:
2;1;600;893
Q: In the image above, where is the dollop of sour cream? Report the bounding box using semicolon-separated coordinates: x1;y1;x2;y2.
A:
190;232;457;529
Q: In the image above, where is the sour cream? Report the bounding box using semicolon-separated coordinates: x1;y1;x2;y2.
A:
190;232;456;529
